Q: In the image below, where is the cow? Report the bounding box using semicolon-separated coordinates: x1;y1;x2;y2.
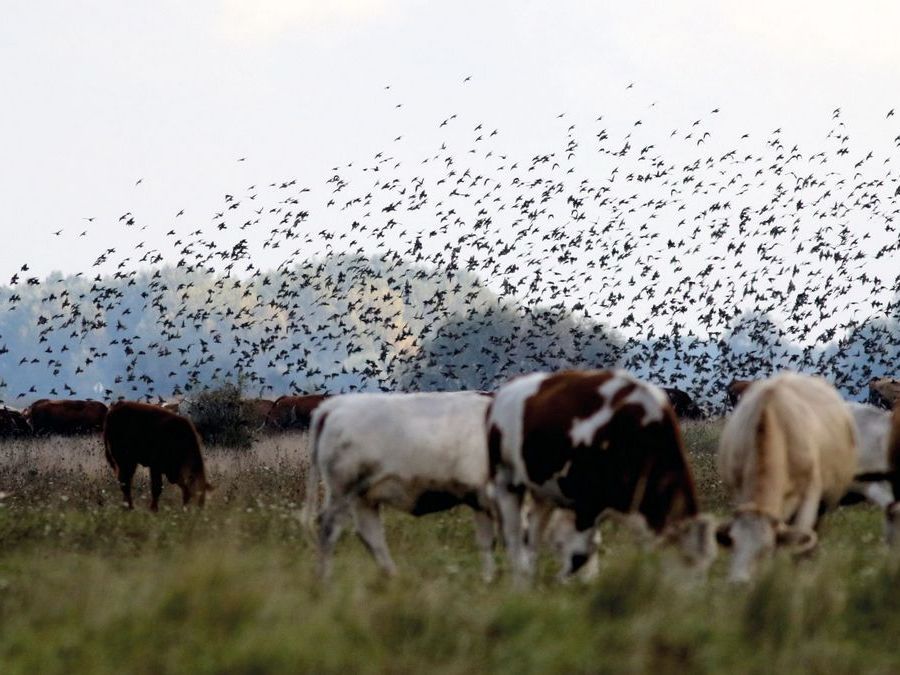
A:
0;405;31;438
243;398;275;430
303;391;496;580
716;372;857;582
662;387;704;420
26;399;108;435
843;402;894;507
487;369;716;584
869;377;900;410
103;401;214;511
726;379;756;408
266;394;328;431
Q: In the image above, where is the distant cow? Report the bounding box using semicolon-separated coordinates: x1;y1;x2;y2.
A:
0;405;31;438
717;372;857;581
103;401;213;511
243;398;275;429
266;394;328;431
869;377;900;410
26;399;108;435
663;387;704;419
304;391;496;580
726;379;756;408
487;369;716;583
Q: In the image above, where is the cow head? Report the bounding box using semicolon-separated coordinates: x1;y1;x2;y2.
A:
542;509;601;580
661;514;718;572
886;502;900;547
717;509;817;582
181;467;215;507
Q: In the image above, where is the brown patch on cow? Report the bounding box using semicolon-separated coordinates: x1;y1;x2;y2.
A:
103;401;211;511
748;391;789;520
487;423;503;479
519;370;699;533
265;394;329;431
27;399;108;435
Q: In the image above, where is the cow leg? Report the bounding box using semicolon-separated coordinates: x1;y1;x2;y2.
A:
149;469;163;512
472;509;497;583
352;500;397;576
493;476;528;583
317;496;350;580
524;496;555;578
793;480;823;534
117;463;136;509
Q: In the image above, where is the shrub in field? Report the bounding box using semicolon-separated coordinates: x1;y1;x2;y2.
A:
183;383;255;449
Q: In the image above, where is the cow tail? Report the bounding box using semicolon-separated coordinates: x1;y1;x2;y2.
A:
301;409;327;537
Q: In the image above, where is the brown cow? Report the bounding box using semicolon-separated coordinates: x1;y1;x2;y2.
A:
726;379;756;408
103;401;213;511
243;398;275;429
869;377;900;410
662;387;704;419
487;369;716;582
26;399;108;435
0;405;31;438
265;394;328;431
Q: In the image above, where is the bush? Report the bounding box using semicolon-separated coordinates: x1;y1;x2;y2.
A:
183;383;255;449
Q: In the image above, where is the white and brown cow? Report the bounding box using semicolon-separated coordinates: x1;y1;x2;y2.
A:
303;391;496;580
487;369;716;584
717;372;857;581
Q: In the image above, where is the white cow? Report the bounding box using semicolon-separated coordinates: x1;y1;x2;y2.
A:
717;372;857;581
303;391;496;580
846;402;894;507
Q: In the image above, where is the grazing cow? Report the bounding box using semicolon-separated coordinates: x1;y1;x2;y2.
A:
103;401;214;511
717;372;857;581
868;377;900;410
726;379;756;408
266;394;328;431
663;387;704;420
243;398;275;429
26;399;108;435
0;405;31;438
487;369;716;583
304;391;496;580
844;403;894;507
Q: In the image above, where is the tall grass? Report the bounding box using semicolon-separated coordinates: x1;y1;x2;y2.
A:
1;421;898;674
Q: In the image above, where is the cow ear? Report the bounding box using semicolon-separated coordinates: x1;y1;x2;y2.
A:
775;527;817;555
715;521;733;547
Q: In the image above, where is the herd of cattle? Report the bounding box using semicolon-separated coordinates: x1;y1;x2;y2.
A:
2;373;900;583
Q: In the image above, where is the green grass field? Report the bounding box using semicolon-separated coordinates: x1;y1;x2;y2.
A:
1;423;899;674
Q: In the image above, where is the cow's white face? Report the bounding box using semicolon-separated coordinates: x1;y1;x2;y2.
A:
886;502;900;547
720;511;817;582
723;511;776;582
555;523;597;579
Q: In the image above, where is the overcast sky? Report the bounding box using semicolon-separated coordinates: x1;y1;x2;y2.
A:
2;0;899;280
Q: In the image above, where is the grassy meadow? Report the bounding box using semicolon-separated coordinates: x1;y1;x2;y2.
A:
1;422;899;674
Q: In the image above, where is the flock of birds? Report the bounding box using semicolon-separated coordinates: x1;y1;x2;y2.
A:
1;88;898;411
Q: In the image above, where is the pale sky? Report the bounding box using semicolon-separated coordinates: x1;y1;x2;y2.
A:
1;0;898;285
